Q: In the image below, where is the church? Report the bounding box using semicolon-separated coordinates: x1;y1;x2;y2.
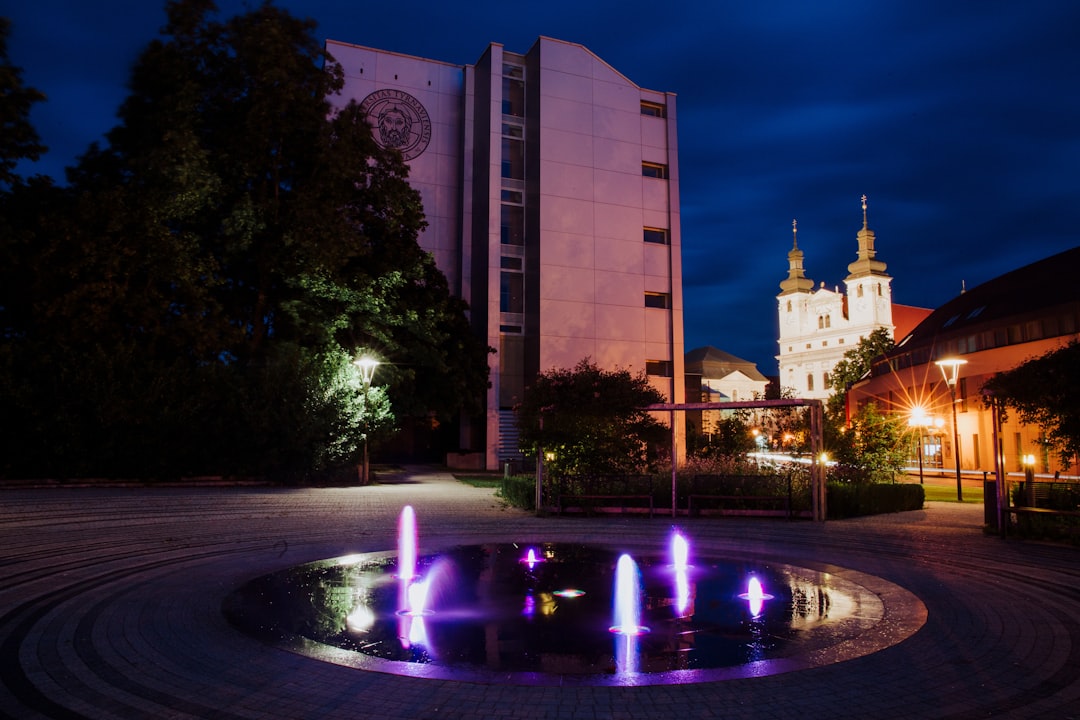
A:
776;197;929;399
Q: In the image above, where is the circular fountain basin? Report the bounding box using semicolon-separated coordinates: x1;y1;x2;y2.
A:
224;542;924;686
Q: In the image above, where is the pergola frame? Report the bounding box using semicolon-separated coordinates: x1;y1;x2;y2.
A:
534;398;827;522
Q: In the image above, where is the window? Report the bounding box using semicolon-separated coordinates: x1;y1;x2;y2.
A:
501;137;524;179
500;324;522;334
824;314;831;328
786;300;792;312
500;256;522;270
641;162;668;179
502;74;524;117
807;374;814;392
857;285;864;298
823;372;831;388
818;316;824;329
500;272;523;313
500;204;524;246
640;101;666;118
501;189;522;203
646;359;673;377
644;292;670;309
643;227;669;244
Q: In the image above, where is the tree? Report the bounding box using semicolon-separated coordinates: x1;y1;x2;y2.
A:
515;359;668;478
0;17;46;189
827;402;907;482
982;341;1080;465
827;327;895;420
0;1;489;480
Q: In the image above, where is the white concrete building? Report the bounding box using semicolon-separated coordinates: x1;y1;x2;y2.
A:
776;197;926;399
327;37;685;469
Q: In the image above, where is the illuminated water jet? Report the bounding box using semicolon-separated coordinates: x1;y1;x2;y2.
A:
670;531;692;615
738;575;774;617
610;554;649;636
397;505;417;582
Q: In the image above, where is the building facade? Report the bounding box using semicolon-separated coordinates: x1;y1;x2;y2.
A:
684;346;769;438
776;197;928;399
849;246;1080;478
327;37;685;469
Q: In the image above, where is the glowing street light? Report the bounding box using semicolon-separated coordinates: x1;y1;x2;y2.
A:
354;355;380;485
935;358;967;502
907;407;944;485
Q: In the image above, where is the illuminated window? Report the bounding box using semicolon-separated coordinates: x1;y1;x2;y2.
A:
642;162;668;179
643;227;669;244
807;374;815;391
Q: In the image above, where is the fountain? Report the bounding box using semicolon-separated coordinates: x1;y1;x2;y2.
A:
609;554;648;636
738;575;775;618
397;505;417;582
223;506;906;685
670;531;692;616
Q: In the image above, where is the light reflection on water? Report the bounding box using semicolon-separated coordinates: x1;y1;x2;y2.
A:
226;543;868;677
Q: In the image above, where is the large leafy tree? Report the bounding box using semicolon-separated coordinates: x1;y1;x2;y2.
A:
0;1;488;480
827;402;907;482
0;17;45;189
982;341;1080;465
515;359;668;478
827;327;895;420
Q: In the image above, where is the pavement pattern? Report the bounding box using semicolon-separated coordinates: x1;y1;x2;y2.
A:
1;466;1078;719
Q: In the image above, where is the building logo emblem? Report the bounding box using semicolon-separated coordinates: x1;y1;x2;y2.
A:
359;89;432;161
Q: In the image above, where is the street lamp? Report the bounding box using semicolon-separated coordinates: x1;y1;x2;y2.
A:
935;357;967;502
907;406;930;485
355;355;380;485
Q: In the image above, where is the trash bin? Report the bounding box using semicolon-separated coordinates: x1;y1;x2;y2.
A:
983;479;997;528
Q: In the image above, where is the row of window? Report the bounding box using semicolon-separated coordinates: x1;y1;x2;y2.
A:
499;285;671;315
874;309;1079;376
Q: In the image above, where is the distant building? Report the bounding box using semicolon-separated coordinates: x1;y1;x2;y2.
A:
776;196;930;399
684;346;768;436
327;37;685;469
850;246;1080;478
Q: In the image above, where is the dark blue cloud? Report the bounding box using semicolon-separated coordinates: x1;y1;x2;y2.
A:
7;0;1079;371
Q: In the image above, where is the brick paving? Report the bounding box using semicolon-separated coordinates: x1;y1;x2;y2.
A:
1;466;1078;719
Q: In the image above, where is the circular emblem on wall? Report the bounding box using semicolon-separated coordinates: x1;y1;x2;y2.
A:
359;89;432;161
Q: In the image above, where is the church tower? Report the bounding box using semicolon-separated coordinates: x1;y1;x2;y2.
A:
776;196;896;400
843;195;893;330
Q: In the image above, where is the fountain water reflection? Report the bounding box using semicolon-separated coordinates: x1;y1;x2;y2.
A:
224;507;893;681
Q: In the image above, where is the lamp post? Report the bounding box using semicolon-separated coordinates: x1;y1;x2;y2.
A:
355;356;380;485
907;406;929;485
935;358;967;502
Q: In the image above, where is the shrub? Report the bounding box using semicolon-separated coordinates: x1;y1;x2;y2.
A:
827;482;924;518
499;474;536;511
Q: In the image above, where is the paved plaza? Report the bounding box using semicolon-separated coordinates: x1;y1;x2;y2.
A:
1;466;1078;719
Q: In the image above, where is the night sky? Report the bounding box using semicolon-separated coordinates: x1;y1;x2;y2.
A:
7;0;1079;372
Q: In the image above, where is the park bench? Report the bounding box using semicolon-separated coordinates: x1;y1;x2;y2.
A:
557;493;655;517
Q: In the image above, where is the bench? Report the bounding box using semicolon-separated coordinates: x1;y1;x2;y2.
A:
557;494;654;517
687;493;791;518
1009;505;1080;518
